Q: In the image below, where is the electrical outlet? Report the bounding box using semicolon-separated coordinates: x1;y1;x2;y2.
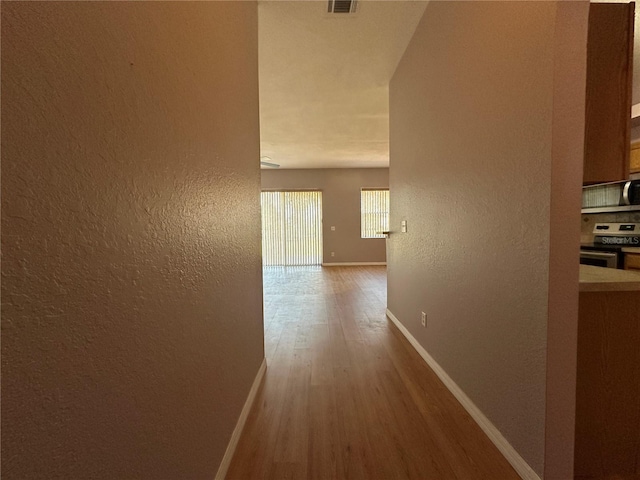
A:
331;252;335;257
421;312;427;327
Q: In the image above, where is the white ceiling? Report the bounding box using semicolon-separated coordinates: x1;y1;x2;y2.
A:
258;0;428;169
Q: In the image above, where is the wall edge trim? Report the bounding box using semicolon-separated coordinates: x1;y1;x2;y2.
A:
385;308;540;480
321;262;387;266
215;357;267;480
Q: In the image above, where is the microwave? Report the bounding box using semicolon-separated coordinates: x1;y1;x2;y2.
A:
582;180;640;209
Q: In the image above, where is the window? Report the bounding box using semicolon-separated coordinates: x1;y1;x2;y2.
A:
261;190;323;266
361;188;389;238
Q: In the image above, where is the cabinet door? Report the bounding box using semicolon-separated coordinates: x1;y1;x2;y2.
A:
583;3;634;185
624;253;640;270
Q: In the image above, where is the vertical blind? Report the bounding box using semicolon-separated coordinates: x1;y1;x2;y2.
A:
261;190;323;266
361;188;389;238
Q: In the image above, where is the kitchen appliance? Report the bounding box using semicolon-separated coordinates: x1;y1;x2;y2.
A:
582;179;640;210
580;222;640;269
623;180;640;205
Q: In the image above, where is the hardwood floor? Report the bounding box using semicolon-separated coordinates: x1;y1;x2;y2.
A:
226;266;519;480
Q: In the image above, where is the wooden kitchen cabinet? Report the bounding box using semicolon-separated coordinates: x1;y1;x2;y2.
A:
583;3;634;185
625;252;640;270
575;291;640;478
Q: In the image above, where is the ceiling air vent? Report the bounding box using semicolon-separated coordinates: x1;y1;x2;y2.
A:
327;0;358;14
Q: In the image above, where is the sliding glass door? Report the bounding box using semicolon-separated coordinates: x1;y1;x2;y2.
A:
261;190;323;266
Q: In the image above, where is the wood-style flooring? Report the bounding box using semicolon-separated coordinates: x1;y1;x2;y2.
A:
226;266;519;480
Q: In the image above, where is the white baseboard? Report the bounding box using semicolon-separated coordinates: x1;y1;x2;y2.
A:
321;262;387;266
385;309;540;480
215;357;267;480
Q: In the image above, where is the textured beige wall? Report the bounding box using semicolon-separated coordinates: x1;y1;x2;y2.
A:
261;168;388;263
1;2;264;478
389;2;586;477
545;3;588;478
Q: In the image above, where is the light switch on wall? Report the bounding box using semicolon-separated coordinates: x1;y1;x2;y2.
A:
331;226;336;231
401;220;407;233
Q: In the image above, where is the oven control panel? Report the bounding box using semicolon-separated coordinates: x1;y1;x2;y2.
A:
593;223;640;246
593;223;639;233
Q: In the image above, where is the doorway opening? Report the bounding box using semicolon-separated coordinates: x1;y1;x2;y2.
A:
261;190;323;266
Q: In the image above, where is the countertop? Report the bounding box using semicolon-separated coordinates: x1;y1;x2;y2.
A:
579;265;640;292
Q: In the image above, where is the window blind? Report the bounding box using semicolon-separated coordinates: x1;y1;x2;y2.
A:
361;188;389;239
261;190;323;266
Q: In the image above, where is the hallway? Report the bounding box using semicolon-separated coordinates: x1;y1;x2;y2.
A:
226;266;519;479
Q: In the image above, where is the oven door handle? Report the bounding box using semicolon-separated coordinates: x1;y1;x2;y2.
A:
580;251;617;260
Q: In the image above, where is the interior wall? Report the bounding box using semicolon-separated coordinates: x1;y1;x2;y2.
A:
545;3;589;477
388;1;586;477
1;2;264;478
261;168;388;264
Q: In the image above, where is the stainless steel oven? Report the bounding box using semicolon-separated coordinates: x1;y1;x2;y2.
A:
579;250;619;268
580;222;640;269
